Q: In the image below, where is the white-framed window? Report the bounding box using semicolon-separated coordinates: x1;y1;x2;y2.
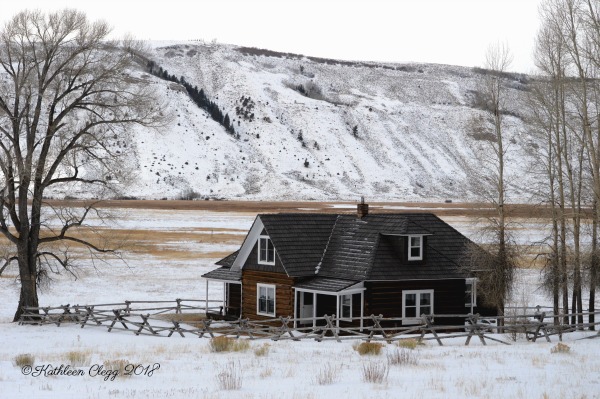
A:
340;294;352;320
402;289;433;324
258;236;275;265
408;235;423;261
465;278;477;308
257;284;276;316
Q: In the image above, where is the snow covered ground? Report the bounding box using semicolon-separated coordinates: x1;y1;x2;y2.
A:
1;209;599;399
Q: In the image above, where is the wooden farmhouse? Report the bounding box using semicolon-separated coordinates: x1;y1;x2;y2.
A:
202;202;496;329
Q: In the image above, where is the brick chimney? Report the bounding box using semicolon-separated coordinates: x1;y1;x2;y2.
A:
357;196;369;218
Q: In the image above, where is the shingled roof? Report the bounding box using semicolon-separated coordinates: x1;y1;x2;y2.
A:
259;214;338;277
209;212;477;282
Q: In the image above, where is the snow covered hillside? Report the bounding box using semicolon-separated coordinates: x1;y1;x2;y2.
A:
82;41;538;201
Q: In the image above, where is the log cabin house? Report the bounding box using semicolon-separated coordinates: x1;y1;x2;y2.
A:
202;201;496;329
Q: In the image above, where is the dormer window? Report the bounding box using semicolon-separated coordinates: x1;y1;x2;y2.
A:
258;236;275;265
408;235;423;261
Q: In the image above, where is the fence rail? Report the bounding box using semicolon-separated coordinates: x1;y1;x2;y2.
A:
17;300;600;346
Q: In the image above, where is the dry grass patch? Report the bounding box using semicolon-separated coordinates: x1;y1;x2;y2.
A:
387;347;418;366
208;336;250;353
551;342;571;354
216;361;242;390
254;343;270;357
210;336;234;352
65;350;91;366
259;367;273;378
314;363;341;385
362;361;389;383
103;359;131;379
397;338;419;349
354;342;383;356
13;353;35;367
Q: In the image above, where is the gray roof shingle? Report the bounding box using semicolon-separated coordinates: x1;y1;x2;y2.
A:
201;266;241;281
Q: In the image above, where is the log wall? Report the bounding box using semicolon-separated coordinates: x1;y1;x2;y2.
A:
241;269;295;320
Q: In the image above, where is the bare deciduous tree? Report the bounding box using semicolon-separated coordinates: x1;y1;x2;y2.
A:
464;43;518;321
0;9;163;321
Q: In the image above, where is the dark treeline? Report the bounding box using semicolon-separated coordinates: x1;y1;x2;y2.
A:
146;60;237;137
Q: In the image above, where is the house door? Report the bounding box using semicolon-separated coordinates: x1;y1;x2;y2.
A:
299;291;314;323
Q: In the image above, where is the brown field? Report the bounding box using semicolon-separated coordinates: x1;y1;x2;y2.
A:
41;198;592;218
1;200;572;269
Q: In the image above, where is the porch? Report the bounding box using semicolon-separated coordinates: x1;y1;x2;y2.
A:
202;266;242;320
293;278;365;330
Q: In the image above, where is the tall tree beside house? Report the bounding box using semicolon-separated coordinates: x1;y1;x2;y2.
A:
0;9;164;322
529;0;600;327
529;5;571;325
465;43;518;323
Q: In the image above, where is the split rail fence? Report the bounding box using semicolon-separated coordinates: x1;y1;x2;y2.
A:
18;300;600;346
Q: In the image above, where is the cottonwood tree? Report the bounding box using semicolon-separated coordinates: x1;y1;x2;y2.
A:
530;0;600;328
0;10;163;321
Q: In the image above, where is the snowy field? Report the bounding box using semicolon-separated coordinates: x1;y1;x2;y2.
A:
1;207;599;399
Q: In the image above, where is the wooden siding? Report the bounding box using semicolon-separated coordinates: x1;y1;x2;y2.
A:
241;269;295;320
243;234;287;274
365;279;466;326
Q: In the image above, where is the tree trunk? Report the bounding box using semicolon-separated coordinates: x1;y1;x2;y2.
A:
591;201;598;330
14;232;40;322
13;272;39;323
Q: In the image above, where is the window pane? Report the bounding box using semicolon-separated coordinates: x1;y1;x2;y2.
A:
420;293;431;306
465;282;473;306
411;247;421;257
420;306;431;315
259;238;266;262
405;306;416;318
267;299;274;314
341;295;351;318
405;294;416;307
304;292;313;305
411;236;421;247
267;246;274;263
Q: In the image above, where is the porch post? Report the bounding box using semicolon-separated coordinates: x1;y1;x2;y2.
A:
223;283;227;315
293;289;298;329
336;294;340;330
360;290;364;332
313;293;317;328
205;280;209;316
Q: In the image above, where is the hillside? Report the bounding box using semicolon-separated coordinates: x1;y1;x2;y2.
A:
63;41;538;202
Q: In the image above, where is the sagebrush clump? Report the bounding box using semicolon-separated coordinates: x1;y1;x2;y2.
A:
13;353;34;367
551;343;570;354
397;338;419;350
66;350;90;366
354;342;383;356
254;343;270;357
